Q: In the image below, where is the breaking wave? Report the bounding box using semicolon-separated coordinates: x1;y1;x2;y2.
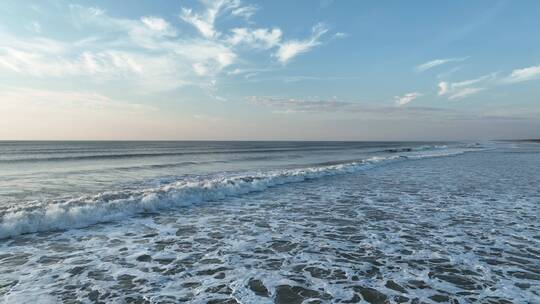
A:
0;147;477;239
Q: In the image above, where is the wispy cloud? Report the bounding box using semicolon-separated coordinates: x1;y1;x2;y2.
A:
438;73;496;100
227;27;282;49
415;56;469;72
0;1;336;94
179;0;258;38
0;86;156;113
394;92;422;106
479;106;540;120
247;96;454;119
282;75;362;83
248;96;349;113
247;95;537;125
179;0;237;39
180;1;333;66
437;64;540;101
231;5;258;20
275;23;329;64
0;6;233;90
447;87;485;100
141;16;174;34
501;65;540;83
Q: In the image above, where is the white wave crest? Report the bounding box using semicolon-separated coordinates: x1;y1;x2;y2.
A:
0;148;474;239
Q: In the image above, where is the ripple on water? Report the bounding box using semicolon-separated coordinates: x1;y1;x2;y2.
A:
0;150;539;303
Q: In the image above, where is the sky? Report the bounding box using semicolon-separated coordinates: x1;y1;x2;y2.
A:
0;0;539;140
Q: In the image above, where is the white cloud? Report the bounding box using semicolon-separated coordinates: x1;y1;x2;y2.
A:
451;73;496;88
334;32;348;39
0;29;66;54
177;1;334;67
72;6;105;18
0;47;150;78
193;62;209;76
227;27;282;49
0;2;336;97
180;7;216;39
438;73;496;100
501;65;540;83
141;16;174;34
275;23;329;64
0;6;239;91
438;82;449;96
415;57;469;72
176;0;333;68
179;0;244;39
437;65;540;101
231;5;258;19
226;67;273;78
394;92;422;106
447;87;485;100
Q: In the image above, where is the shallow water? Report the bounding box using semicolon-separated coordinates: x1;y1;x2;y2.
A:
0;141;539;303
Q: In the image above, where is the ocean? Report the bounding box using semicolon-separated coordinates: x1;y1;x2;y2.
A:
0;141;538;303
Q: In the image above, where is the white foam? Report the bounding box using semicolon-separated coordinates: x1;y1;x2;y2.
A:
0;148;474;239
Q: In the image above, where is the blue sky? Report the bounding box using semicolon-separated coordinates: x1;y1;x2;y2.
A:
0;0;539;140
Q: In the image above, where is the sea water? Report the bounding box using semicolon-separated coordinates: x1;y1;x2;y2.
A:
0;141;538;303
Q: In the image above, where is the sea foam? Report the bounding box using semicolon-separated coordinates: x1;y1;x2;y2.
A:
0;148;475;239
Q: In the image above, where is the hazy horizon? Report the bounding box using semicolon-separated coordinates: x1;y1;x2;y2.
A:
1;0;540;140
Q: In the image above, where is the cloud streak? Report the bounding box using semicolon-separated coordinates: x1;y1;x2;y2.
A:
247;96;456;119
141;16;174;34
415;57;469;72
227;27;282;49
0;86;156;113
0;2;336;95
179;0;244;39
437;62;540;102
447;87;485;100
275;23;329;64
394;92;422;106
501;65;540;83
438;73;496;100
247;95;540;125
248;96;351;113
438;64;540;101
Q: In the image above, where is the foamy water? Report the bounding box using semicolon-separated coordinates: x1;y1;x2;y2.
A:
1;141;538;303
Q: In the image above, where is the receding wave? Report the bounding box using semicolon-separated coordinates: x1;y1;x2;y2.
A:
0;147;476;239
